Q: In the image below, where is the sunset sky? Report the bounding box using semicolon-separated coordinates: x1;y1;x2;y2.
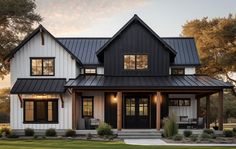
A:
0;0;236;88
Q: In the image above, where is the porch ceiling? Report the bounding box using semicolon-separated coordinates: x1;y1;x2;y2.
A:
65;75;233;90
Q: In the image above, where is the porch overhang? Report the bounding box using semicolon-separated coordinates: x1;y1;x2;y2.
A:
65;75;233;90
11;78;67;94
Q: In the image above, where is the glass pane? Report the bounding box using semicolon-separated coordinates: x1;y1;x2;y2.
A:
43;59;54;75
83;98;93;117
25;101;34;121
136;55;148;70
139;107;143;116
36;102;46;121
124;55;135;70
131;107;135;116
31;59;42;75
171;68;184;75
48;102;53;121
144;107;148;116
179;100;184;106
85;69;96;74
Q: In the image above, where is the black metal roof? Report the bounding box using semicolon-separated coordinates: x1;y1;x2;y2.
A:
11;78;66;94
5;25;83;65
65;75;233;90
57;37;200;66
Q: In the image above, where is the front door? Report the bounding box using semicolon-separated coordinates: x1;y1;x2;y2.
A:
124;96;150;128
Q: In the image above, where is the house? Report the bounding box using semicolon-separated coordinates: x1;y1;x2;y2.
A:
7;15;233;133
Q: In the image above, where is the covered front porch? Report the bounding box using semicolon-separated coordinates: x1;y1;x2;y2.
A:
71;89;225;131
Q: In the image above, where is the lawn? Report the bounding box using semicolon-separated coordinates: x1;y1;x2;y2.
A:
0;140;235;149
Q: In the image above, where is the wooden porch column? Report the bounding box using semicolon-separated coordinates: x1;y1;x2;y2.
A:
206;95;210;129
72;90;76;129
218;90;224;130
156;92;161;131
117;92;122;131
197;97;200;118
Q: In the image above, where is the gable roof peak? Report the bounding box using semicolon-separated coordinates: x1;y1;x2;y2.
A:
96;14;177;58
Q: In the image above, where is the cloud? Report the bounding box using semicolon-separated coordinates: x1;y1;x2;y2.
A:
35;0;148;36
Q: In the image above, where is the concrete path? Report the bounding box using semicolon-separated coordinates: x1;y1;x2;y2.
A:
124;139;236;146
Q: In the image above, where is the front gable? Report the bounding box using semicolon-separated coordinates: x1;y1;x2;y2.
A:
9;25;79;82
101;15;176;76
96;15;176;62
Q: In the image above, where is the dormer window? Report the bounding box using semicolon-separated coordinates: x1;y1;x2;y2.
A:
124;54;148;70
30;58;55;76
85;68;96;74
171;68;185;75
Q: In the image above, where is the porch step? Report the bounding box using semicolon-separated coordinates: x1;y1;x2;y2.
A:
117;130;162;139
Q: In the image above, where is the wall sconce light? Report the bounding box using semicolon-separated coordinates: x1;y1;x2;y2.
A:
113;93;117;102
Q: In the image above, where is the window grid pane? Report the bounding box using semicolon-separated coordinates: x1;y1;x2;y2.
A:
83;98;93;117
136;55;148;70
25;101;34;121
124;55;135;70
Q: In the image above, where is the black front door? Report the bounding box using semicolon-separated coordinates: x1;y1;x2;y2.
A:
124;96;150;128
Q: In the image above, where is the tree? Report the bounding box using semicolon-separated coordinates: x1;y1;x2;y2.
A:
181;14;236;92
0;0;42;79
0;88;10;123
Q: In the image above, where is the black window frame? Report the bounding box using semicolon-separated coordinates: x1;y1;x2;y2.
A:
30;57;55;76
169;98;191;106
171;68;185;75
81;96;94;118
23;99;58;124
84;68;97;75
124;54;149;70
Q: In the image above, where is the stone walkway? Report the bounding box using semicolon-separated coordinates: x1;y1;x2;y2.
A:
124;139;236;146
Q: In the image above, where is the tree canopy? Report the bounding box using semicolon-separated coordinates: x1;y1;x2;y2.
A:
0;0;42;79
181;14;236;87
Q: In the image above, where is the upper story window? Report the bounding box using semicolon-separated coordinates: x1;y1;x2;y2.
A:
85;68;96;74
31;58;55;76
171;68;185;75
124;54;148;70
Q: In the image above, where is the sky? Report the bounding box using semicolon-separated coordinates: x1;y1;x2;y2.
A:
0;0;236;88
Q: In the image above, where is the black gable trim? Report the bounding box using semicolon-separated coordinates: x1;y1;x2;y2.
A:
96;14;177;59
5;25;83;65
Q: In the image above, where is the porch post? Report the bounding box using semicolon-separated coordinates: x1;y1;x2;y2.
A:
218;90;223;130
117;92;122;131
156;92;161;131
72;90;76;129
206;95;210;129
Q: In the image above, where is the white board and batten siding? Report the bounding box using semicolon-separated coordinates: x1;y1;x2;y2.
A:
168;94;197;120
10;32;77;130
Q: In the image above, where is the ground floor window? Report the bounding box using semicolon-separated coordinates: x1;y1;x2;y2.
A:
24;99;58;123
82;96;94;118
169;98;191;106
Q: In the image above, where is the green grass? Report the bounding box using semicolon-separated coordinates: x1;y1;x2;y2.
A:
0;140;235;149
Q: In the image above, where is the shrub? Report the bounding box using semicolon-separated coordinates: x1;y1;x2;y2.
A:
201;133;212;140
183;130;192;137
163;113;178;138
1;127;10;135
203;129;214;134
233;128;236;133
172;134;183;141
223;130;234;137
190;134;198;142
65;129;76;137
96;123;113;137
7;132;19;138
45;128;57;137
24;128;34;136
